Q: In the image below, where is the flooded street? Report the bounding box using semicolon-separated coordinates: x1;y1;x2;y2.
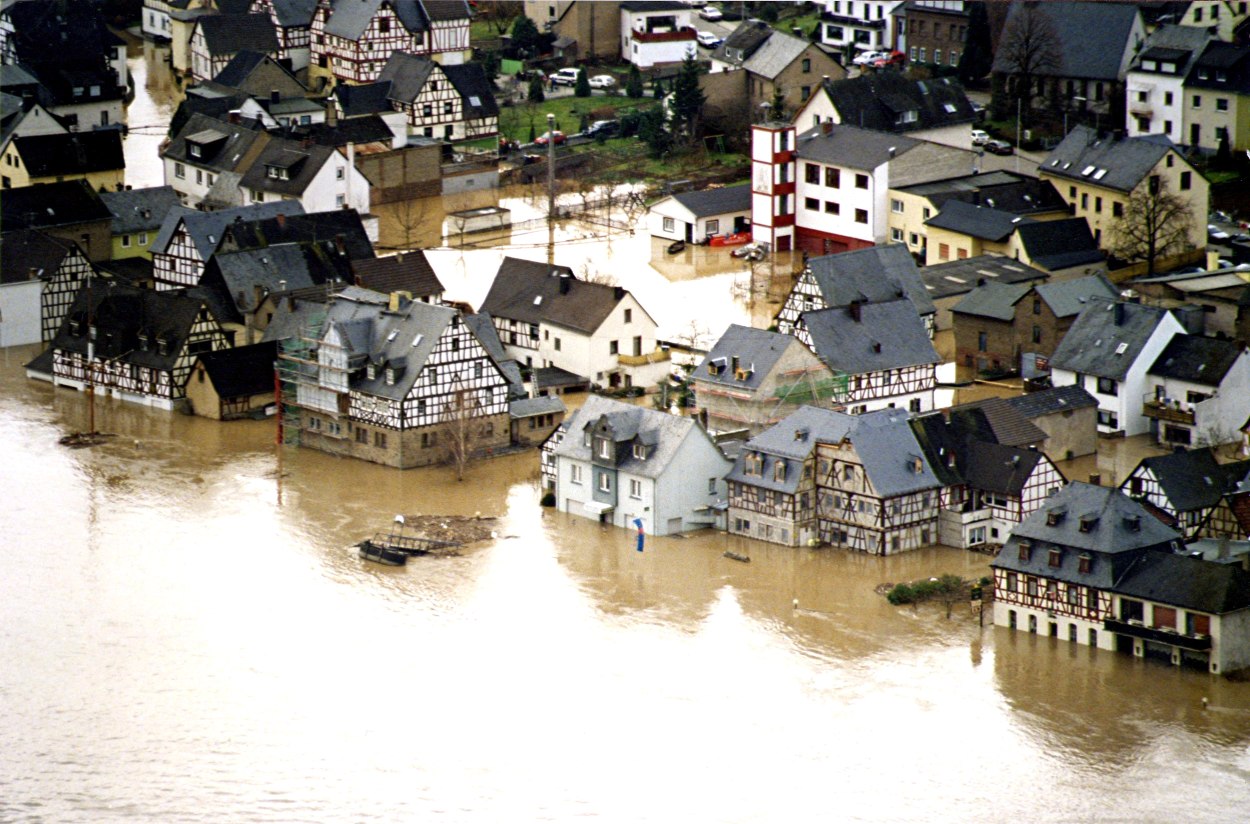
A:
7;40;1248;823
3;353;1250;822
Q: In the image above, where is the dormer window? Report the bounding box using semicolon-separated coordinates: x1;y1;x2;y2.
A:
1046;508;1065;526
385;368;396;385
266;165;289;180
1078;515;1098;533
69;318;82;335
1078;553;1092;574
137;332;149;351
189;144;201;158
633;443;647;460
746;452;763;477
1048;548;1062;568
157;336;171;356
366;363;377;380
596;437;612;460
1018;539;1032;562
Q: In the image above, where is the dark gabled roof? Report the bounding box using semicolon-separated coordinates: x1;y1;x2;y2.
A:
926;200;1034;243
196;14;279;56
220;209;375;260
266;0;318;27
802;299;940;376
1006;384;1098;418
960;441;1046;496
95;256;153;287
1186;41;1250;92
162;112;268;173
0;179;111;229
1147;334;1245;387
205;242;349;323
908;412;965;487
351;252;443;298
169;91;254;137
796;123;922;171
804;243;936;316
692;324;814;392
0;229;79;284
919;255;1049;301
667;183;752;218
323;0;466;40
1033;272;1119;317
1015;218;1105;271
950;281;1030;321
949;397;1047;447
150;200;305;260
1116;551;1250;615
195;340;278;398
729;406;854;495
298;115;396;147
480;257;638;335
712;20;775;66
377;51;437;105
1129;449;1250;513
99;186;182;235
819;72;976;134
238;139;337;197
1050;300;1177;380
334;81;393;117
418;0;471;22
1129;24;1211;78
900;171;1068;216
1;0;117;68
1040;125;1175;193
13;130;123;177
441;62;499;120
51;282;207;373
991;1;1142;82
213;50;303;93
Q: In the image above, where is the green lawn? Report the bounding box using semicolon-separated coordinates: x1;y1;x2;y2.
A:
497;93;650;141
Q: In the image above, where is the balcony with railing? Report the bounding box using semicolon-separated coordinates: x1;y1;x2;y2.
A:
1104;618;1211;651
1142;394;1196;424
631;26;697;43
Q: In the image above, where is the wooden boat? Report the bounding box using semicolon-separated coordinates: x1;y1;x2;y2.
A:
356;515;462;564
708;231;751;247
666;240;686;255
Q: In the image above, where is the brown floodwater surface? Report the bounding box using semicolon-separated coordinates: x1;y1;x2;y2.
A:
3;347;1250;823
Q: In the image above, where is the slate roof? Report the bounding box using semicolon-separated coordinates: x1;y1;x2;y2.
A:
851;408;945;497
298;115;396;147
1015;218;1105;271
51;282;207;374
169;92;254;137
802;299;940;376
727;406;854;495
960;441;1045;496
898;171;1067;216
553;395;718;481
238;138;337;197
804;243;936;316
163;112;269;173
1006;384;1098;418
1129;449;1247;513
991;483;1182;589
333;82;393;117
351;252;443;298
480;257;639;335
1147;334;1244;386
819;72;976;134
926;200;1035;242
1;0;119;67
213;50;302;92
712;21;776;67
267;0;318;27
950;281;1030;321
99;186;182;235
796;123;922;171
1128;24;1211;78
196;340;278;398
0;179;112;229
1040;125;1174;194
205;243;348;323
377;51;438;105
691;324;810;392
221;209;375;260
991;1;1142;82
1034;273;1119;318
919;255;1049;302
1118;551;1250;614
665;183;751;218
510;395;566;419
323;0;466;40
1050;300;1176;380
949;397;1047;447
0;229;78;284
13;130;124;178
150;201;305;260
442;62;499;120
1187;41;1250;92
196;14;279;56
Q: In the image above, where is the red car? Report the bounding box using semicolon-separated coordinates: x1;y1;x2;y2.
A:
872;51;906;68
534;130;566;146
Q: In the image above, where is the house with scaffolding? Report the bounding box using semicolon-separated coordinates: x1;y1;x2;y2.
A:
276;287;513;468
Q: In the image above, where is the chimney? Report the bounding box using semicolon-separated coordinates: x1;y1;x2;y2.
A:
228;109;241;124
1113;302;1126;326
613;286;625;301
559;273;570;294
821;119;833;136
28;267;39;281
871;341;882;353
848;300;862;322
326;99;338;127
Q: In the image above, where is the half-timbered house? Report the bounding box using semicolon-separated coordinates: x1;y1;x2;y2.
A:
150;201;305;290
249;0;317;70
309;0;471;88
552;395;732;536
727;405;843;547
691;324;833;437
40;282;232;410
797;299;940;415
376;52;498;140
776;244;936;339
480;257;668;390
0;230;96;347
189;13;281;82
953;441;1065;549
1120;449;1250;540
283;289;512;468
992;482;1250;677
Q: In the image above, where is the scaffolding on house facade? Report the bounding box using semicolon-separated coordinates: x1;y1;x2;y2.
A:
275;313;327;446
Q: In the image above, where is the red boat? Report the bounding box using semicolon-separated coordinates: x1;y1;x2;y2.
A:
708;231;751;247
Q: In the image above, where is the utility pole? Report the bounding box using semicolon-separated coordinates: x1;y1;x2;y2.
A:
547;112;556;268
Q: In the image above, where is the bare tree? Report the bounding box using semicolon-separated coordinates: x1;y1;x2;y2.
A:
478;1;523;37
384;195;432;252
440;381;478;481
578;260;619;287
1109;177;1196;276
997;2;1062;125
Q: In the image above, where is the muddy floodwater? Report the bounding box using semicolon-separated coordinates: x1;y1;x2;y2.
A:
3;352;1250;823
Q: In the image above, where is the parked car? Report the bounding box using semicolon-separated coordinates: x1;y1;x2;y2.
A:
872;51;906;68
698;5;722;20
1229;233;1250;243
971;129;990;146
534;130;566;146
696;30;722;48
588;74;616;89
984;139;1014;155
549;67;582;87
852;50;888;66
1208;224;1230;241
583;120;619;139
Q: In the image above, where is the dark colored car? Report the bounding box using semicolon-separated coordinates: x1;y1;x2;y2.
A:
583;119;620;139
984;139;1014;155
